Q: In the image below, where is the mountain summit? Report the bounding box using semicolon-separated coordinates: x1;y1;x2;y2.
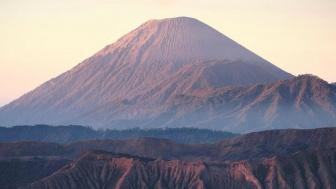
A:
96;17;290;77
0;17;294;128
100;17;273;64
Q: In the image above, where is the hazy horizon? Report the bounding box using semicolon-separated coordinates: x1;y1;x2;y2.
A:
1;0;336;106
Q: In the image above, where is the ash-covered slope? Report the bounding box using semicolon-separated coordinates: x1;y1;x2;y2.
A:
136;60;281;103
22;148;336;189
0;17;292;127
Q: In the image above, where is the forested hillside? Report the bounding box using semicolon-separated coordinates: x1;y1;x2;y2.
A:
0;125;239;143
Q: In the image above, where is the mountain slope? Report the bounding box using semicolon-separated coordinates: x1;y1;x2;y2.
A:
0;17;292;128
136;60;282;104
154;75;336;133
78;75;336;132
22;147;336;189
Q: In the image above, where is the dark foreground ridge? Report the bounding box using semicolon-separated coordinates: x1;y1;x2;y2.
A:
1;127;336;188
0;125;239;143
22;147;336;189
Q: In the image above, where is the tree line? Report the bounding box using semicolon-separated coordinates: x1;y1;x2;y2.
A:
0;125;240;144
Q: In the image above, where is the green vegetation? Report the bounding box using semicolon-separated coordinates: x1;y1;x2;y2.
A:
0;125;239;144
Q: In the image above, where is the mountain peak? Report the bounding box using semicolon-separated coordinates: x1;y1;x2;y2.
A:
146;16;199;23
289;74;329;88
138;17;202;30
296;74;325;81
98;16;272;64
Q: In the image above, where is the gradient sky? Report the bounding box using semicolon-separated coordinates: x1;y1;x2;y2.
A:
1;0;336;107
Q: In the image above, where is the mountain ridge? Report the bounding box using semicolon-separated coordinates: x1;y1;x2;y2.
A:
2;127;336;162
73;74;336;132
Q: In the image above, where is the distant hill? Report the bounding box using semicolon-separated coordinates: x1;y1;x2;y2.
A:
2;127;336;162
0;125;239;144
332;82;336;86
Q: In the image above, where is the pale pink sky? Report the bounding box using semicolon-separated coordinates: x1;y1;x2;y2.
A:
1;0;336;106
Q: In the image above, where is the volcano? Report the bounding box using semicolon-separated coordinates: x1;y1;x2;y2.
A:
0;17;294;129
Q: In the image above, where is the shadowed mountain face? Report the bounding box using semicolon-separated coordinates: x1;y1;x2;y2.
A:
0;158;70;189
22;148;336;189
0;17;292;128
1;127;336;188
